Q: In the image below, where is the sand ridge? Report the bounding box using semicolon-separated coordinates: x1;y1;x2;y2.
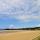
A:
0;30;40;40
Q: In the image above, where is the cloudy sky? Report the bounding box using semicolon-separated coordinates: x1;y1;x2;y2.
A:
0;0;40;29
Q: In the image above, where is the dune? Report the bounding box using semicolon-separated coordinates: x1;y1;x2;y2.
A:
0;30;40;40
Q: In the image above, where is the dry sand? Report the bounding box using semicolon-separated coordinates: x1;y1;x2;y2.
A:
0;30;40;40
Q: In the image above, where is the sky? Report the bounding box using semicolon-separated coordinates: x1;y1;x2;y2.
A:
0;0;40;29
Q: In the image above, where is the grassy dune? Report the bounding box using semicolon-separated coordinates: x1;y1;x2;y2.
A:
0;30;40;40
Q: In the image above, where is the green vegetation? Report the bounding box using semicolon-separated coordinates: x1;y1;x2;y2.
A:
1;30;17;33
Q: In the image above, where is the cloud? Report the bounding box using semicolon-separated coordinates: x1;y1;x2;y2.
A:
37;0;40;6
33;24;40;27
0;0;40;22
14;15;40;21
37;24;40;27
9;24;16;29
0;0;25;11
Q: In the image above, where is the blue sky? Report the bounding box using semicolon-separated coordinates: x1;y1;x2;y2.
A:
0;0;40;29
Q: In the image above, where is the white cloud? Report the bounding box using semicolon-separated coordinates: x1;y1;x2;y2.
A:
0;0;25;11
37;0;40;6
9;24;16;29
37;24;40;27
0;0;40;22
13;15;40;21
34;24;40;27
